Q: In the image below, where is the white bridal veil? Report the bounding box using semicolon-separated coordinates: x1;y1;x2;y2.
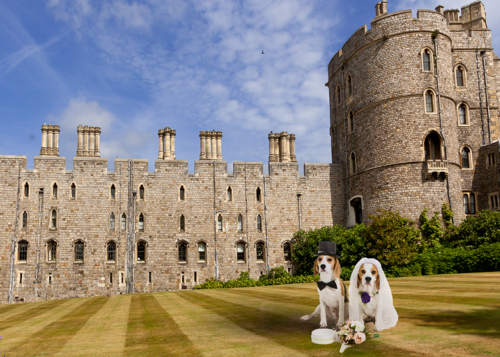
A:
348;258;398;331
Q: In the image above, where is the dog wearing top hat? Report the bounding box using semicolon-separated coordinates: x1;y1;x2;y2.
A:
300;241;349;328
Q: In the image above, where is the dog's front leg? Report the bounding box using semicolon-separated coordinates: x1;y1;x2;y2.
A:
300;304;321;321
337;298;345;328
319;300;328;328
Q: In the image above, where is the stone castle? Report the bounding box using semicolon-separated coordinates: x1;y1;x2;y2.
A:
1;0;499;304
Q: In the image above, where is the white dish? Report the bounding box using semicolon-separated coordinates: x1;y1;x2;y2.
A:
311;328;335;344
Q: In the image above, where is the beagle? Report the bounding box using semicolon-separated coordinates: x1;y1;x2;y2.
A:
300;255;348;328
355;262;380;326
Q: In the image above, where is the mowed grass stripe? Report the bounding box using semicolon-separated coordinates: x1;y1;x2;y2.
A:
6;296;108;357
155;293;308;357
224;287;319;306
54;294;131;357
0;299;67;331
124;294;202;357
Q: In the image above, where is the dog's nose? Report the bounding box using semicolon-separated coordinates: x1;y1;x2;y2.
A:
365;277;372;282
320;264;326;270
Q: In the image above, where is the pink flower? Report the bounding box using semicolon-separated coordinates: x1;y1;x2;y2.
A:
354;332;366;345
345;319;354;325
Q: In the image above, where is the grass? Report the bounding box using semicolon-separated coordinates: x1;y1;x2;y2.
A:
0;272;499;356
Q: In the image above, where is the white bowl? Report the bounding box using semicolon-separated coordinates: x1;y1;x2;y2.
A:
311;328;335;344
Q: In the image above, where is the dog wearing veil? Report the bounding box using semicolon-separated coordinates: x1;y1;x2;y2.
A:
349;258;398;331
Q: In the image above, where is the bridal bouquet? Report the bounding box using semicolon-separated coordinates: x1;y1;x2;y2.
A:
336;320;371;353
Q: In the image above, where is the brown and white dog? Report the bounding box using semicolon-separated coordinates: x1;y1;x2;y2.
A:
301;253;349;328
348;258;398;331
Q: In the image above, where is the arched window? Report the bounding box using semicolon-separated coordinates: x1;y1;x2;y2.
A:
178;243;187;262
256;187;261;202
180;186;185;201
458;103;468;125
22;211;28;228
52;183;58;199
456;65;465;86
238;214;243;231
18;241;28;262
347;75;352;96
198;242;206;262
24;182;29;198
137;242;146;262
425;90;435;113
139;185;144;200
424;132;442;160
257;215;262;232
461;147;471;169
139;214;144;231
463;192;476;215
71;183;76;199
422;49;432;71
180;214;185;231
110;213;115;230
74;241;84;262
350;153;357;174
337;85;341;104
121;214;126;230
256;242;264;261
47;241;57;261
217;214;222;231
349;111;354;133
237;243;245;262
107;242;116;261
110;184;116;199
227;187;232;201
51;210;57;229
283;242;291;261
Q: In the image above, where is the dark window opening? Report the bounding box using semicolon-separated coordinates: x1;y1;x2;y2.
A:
180;215;185;231
182;272;185;284
137;242;146;262
347;76;352;96
423;50;431;71
121;273;124;284
424;132;442;160
48;241;57;261
107;242;116;261
18;241;27;262
238;214;243;231
149;272;152;284
71;183;76;199
75;242;84;261
425;91;434;113
51;210;57;228
337;86;341;103
139;185;144;200
110;273;113;284
53;183;58;199
350;197;363;224
24;182;29;198
257;215;262;232
237;243;245;261
49;273;52;285
121;214;126;230
464;193;476;215
180;186;185;201
179;244;186;262
256;187;261;202
19;273;23;284
350;153;356;174
139;214;144;232
22;211;28;228
283;243;291;261
256;243;264;261
111;184;116;199
227;187;232;201
194;271;197;283
461;147;470;169
459;104;467;124
349;112;354;132
456;66;464;86
217;215;222;231
198;242;206;261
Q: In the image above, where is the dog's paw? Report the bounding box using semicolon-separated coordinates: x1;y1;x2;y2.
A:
300;315;310;321
320;321;328;328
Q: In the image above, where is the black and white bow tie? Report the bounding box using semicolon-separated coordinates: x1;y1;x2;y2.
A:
317;280;338;291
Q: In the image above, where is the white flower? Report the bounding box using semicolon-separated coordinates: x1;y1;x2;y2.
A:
350;321;364;332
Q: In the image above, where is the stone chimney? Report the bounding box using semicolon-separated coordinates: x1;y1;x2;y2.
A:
76;125;101;157
40;124;60;156
199;130;222;161
376;0;388;16
158;127;176;160
268;131;296;163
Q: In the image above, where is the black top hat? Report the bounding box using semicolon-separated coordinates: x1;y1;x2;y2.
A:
316;241;339;257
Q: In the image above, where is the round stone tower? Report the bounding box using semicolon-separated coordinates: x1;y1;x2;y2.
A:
327;1;499;226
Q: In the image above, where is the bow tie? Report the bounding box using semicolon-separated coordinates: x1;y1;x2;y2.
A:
317;280;338;291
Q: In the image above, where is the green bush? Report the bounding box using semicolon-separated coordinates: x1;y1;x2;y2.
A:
419;209;442;250
445;210;500;249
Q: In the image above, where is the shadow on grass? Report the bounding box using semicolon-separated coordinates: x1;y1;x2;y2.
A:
0;299;67;331
225;288;319;306
407;305;500;338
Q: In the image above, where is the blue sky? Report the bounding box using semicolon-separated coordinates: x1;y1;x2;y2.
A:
1;0;499;173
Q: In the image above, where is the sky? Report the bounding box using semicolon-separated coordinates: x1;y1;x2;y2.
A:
1;0;499;173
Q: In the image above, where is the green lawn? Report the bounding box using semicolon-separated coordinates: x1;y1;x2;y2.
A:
0;272;499;356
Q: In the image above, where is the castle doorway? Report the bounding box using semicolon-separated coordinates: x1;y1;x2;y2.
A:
424;132;442;160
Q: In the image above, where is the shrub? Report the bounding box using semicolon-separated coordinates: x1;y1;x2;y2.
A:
445;210;500;249
419;209;442;250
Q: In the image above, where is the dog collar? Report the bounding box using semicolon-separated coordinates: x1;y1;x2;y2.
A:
317;280;338;291
359;291;378;304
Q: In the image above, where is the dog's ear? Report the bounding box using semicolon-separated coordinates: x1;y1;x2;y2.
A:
376;273;381;291
334;257;342;279
313;257;319;276
357;270;362;289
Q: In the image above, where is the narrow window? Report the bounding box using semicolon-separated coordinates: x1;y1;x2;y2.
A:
425;91;434;113
257;215;262;232
283;243;291;261
237;243;245;262
71;183;76;199
111;184;116;199
238;214;243;231
149;272;152;284
139;185;144;200
456;66;464;86
19;273;23;284
256;242;264;261
121;273;124;284
180;215;185;231
256;187;261;202
350;197;363;224
180;186;185;201
182;272;185;284
18;241;27;262
470;193;476;214
53;183;58;199
107;242;116;261
463;194;469;215
75;241;84;261
350;153;356;174
24;182;29;198
337;85;341;104
110;273;113;284
51;210;57;229
217;214;222;231
194;271;197;283
48;241;57;261
178;243;186;262
49;273;52;285
22;211;28;228
121;214;126;230
463;193;476;215
139;214;144;232
423;50;431;71
137;242;146;262
349;112;354;132
459;104;467;124
347;76;352;96
227;187;232;201
198;242;206;262
109;213;115;230
461;147;471;169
